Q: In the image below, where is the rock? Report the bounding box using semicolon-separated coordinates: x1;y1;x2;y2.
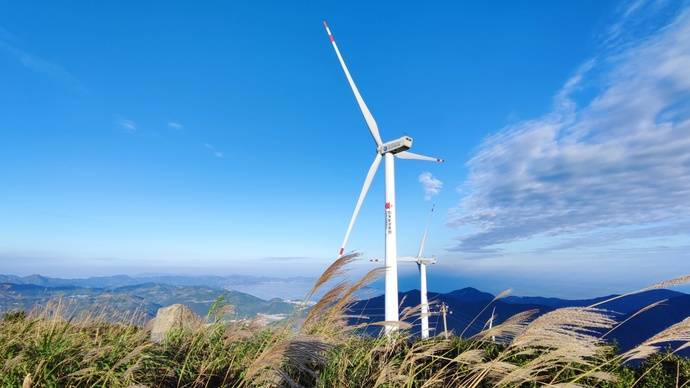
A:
147;304;202;343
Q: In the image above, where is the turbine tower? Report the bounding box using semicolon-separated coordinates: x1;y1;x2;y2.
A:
323;21;443;333
398;204;437;339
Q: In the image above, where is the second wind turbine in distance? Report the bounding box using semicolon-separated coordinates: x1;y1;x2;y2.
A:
323;21;444;334
399;204;437;339
373;204;438;339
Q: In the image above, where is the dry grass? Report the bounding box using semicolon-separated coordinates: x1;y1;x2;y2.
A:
2;255;690;387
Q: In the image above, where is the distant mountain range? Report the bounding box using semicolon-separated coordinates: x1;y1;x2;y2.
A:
0;282;294;320
348;287;690;352
0;273;316;300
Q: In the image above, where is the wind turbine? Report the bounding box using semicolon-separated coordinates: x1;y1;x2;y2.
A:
323;21;444;334
398;204;437;339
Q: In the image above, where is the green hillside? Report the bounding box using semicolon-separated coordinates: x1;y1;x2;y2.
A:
0;282;294;319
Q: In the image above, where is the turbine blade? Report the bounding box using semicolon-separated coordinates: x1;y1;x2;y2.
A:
396;151;444;163
417;204;435;257
339;153;383;256
323;21;383;147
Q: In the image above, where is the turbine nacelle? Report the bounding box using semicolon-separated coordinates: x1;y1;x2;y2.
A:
378;136;413;155
370;256;436;265
397;256;437;265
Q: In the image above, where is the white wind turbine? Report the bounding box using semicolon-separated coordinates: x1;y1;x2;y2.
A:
323;21;444;333
375;205;437;339
400;204;437;339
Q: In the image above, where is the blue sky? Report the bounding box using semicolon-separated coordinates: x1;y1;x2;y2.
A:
1;1;689;297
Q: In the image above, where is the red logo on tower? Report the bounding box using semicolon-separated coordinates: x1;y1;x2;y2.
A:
385;202;392;234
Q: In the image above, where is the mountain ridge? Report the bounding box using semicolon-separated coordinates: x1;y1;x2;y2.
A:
0;273;317;300
0;281;294;319
349;287;690;351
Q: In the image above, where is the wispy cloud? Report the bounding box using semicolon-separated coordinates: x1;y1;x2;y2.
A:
601;0;684;49
541;221;690;252
203;143;224;159
450;5;690;254
0;25;84;92
118;119;137;133
419;172;443;200
168;121;183;130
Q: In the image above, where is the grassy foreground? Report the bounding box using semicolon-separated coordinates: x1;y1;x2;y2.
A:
2;254;690;387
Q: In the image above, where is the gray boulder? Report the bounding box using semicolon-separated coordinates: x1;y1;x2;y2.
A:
147;304;202;343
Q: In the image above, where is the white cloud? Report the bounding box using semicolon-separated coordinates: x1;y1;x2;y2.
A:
419;172;443;200
119;119;137;133
601;0;684;49
0;25;84;92
204;143;224;159
450;6;690;253
168;121;183;129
